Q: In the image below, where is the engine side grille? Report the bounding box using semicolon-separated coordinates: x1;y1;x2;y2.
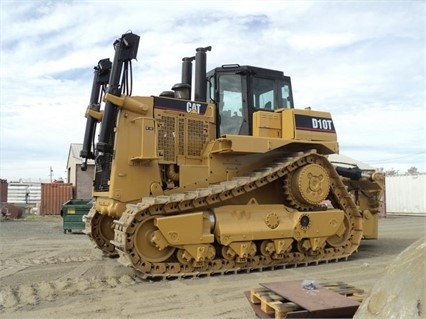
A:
157;116;176;162
187;119;208;157
157;114;209;162
178;118;185;156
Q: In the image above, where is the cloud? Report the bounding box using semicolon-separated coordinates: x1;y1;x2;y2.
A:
0;0;425;182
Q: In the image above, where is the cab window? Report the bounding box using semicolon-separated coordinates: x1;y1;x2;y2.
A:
218;74;243;135
279;80;293;108
252;77;275;110
252;77;293;110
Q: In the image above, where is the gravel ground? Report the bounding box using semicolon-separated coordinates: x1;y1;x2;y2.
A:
0;214;425;318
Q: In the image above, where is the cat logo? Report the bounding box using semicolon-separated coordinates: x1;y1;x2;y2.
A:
186;102;202;114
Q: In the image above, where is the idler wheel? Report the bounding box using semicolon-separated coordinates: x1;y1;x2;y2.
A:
90;211;117;256
133;216;175;263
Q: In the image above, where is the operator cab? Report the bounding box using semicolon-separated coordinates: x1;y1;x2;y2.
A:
207;65;294;137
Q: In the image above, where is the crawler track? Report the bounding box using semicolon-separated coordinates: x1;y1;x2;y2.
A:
85;207;118;257
112;150;363;279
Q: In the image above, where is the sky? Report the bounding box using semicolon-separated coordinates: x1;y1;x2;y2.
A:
0;0;425;182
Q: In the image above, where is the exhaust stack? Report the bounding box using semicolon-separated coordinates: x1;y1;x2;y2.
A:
194;46;212;102
181;56;194;90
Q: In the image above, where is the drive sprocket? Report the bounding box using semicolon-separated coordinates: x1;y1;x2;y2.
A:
283;163;331;211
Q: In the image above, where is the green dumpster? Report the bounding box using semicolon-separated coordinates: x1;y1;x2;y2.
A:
61;199;93;234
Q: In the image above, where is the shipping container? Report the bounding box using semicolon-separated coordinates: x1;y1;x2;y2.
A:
41;183;73;215
385;174;426;216
0;179;7;203
7;182;41;204
66;143;95;199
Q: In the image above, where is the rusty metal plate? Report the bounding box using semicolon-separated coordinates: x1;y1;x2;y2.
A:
260;280;359;317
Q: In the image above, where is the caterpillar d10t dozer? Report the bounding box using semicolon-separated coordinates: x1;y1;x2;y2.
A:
80;32;385;279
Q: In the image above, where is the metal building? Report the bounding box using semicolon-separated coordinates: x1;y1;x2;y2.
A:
66;143;95;199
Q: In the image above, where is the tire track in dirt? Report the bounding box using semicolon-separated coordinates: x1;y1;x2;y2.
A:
0;256;104;280
0;256;102;268
0;275;140;312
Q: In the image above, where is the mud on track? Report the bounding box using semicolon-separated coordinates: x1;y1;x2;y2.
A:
0;215;425;318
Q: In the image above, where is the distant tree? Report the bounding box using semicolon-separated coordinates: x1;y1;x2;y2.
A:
385;168;399;176
406;166;419;175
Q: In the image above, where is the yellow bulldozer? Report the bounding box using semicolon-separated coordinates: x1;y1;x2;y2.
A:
80;32;384;279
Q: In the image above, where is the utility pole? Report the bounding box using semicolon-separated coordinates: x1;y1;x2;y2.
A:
50;167;53;183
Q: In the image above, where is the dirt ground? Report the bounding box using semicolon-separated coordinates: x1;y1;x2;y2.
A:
0;214;425;319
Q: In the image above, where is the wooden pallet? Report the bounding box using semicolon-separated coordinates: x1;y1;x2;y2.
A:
319;281;365;303
246;280;365;319
249;287;299;318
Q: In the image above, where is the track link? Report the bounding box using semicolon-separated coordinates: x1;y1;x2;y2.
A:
112;150;363;279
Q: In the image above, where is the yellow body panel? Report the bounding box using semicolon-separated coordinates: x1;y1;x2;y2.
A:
253;111;282;138
213;205;344;244
280;108;337;141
